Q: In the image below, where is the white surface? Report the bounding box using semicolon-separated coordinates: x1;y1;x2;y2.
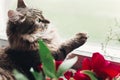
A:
72;43;120;62
0;1;6;36
0;0;11;39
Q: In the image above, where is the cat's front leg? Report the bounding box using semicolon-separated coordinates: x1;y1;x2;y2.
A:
53;33;87;60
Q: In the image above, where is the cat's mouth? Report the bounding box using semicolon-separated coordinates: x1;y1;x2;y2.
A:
34;24;48;35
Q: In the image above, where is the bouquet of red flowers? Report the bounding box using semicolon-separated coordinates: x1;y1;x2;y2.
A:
29;40;120;80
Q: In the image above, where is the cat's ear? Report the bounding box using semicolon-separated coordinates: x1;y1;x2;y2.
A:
17;0;26;8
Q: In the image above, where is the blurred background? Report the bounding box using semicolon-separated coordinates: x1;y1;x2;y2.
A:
0;0;120;60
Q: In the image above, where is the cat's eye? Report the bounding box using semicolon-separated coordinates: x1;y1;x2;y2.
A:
36;18;42;23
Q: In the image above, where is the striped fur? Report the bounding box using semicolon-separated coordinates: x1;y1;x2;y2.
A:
0;0;87;80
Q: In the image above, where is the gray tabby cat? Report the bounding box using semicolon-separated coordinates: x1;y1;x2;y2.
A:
0;0;87;80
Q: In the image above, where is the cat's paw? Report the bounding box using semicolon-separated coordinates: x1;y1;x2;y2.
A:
75;32;88;43
76;32;87;39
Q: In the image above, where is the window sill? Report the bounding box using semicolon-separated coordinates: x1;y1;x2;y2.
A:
72;43;120;63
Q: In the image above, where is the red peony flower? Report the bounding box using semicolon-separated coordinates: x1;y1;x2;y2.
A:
73;70;90;80
82;52;120;80
46;77;64;80
37;64;43;71
64;71;73;80
58;78;64;80
55;61;62;71
64;70;90;80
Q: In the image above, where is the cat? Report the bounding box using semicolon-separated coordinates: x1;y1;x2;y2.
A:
0;0;87;80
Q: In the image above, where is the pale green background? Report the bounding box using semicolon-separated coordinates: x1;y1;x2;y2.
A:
2;0;120;46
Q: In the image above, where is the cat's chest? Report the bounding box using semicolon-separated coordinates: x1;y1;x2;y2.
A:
6;49;40;68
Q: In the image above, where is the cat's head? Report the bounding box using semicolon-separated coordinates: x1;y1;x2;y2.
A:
7;0;50;34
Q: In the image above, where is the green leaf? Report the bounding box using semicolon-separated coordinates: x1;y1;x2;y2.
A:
113;78;116;80
114;77;120;80
30;68;45;80
57;56;78;77
38;40;56;78
82;70;98;80
13;70;28;80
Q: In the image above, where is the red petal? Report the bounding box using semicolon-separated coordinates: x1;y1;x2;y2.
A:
91;52;109;69
37;64;43;71
58;78;64;80
64;71;73;79
82;58;91;70
55;61;62;71
73;71;90;80
103;63;120;78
